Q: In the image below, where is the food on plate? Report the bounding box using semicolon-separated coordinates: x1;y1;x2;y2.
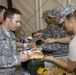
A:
27;50;44;59
33;52;44;59
37;67;48;75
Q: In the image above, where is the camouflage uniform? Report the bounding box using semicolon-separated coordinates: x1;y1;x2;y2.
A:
41;23;69;55
60;3;76;23
0;25;20;75
39;8;70;55
41;24;54;39
48;4;76;24
41;4;76;55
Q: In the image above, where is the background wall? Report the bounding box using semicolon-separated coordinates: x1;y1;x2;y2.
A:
0;0;7;7
0;0;74;39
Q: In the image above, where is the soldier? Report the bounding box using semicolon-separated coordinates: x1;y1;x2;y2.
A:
44;3;76;73
0;8;29;75
39;8;69;56
44;4;75;45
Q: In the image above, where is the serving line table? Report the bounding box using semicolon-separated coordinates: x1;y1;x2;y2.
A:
17;47;68;75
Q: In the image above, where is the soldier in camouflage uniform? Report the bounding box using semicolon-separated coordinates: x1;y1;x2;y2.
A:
0;8;29;75
44;3;76;72
41;10;55;39
40;8;69;55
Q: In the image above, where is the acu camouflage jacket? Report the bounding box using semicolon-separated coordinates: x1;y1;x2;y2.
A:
41;24;69;55
0;25;20;68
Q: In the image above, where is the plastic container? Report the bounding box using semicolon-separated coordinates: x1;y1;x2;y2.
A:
22;50;28;54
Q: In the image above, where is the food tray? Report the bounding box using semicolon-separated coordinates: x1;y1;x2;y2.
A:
27;50;44;59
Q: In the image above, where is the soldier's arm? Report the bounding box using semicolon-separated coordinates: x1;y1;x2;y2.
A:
44;36;71;44
54;36;71;43
44;56;75;71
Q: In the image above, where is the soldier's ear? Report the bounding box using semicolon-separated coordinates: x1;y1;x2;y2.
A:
6;17;10;23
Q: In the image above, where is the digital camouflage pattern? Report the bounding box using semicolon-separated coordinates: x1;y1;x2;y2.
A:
0;68;16;75
0;25;20;75
60;3;76;23
49;7;62;18
42;10;52;19
41;24;69;55
48;3;76;24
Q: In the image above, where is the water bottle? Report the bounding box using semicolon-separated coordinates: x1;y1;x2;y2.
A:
20;38;25;43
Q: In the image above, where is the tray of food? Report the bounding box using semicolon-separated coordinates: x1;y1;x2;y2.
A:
36;67;74;75
23;49;44;59
31;50;44;59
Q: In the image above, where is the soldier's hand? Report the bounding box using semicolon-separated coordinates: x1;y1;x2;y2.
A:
44;38;55;44
19;51;30;62
43;55;53;61
34;32;42;37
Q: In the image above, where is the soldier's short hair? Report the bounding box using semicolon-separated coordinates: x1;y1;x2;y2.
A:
3;7;21;21
0;5;7;13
